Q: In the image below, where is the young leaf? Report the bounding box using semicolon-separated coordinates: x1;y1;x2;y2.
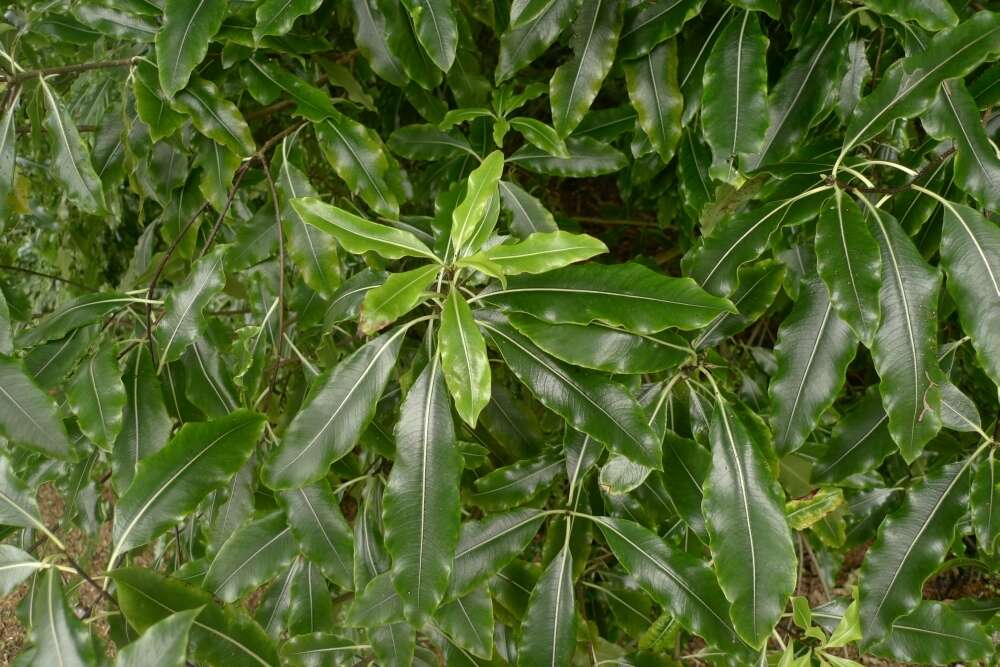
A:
868;207;943;462
262;327;405;489
155;0;227;97
700;10;770;179
68;343;126;451
517;543;576;666
477;310;661;469
769;279;859;455
462;231;606;276
625;39;682;164
279;481;355;589
815;190;882;344
549;0;624;137
383;357;462;625
112;410;266;560
439;290;491;427
482;262;735;333
359;263;439;335
292;197;438;262
39;76;106;213
450;151;504;257
702;396;796;648
204;510;297;603
858;455;976;646
0;356;71;458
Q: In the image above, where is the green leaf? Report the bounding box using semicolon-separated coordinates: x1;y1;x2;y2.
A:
508;135;627;176
815;190;882;345
155;0;227;97
811;389;894;484
693;260;785;349
785;488;844;531
0;356;71;458
940;380;981;433
496;0;580;84
351;0;408;86
346;571;405;627
359;263;439;335
922;81;1000;211
450;151;504;257
549;0;623;137
868;207;943;463
861;0;958;32
242;60;337;121
0;545;44;596
939;199;1000;391
618;0;704;60
277;142;341;298
154;245;230;368
769;279;859;455
477;311;661;469
171;76;256;157
112;410;266;560
510;314;692;374
871;601;992;664
841;11;1000;158
314;110;402;217
971;451;999;554
400;0;459;71
658;430;709;539
112;347;172;494
498;181;558;238
30;569;99;667
204;511;297;603
279;481;355;589
67;344;126;453
625;39;682;164
134;60;186;141
461;231;606;276
254;0;322;41
262;327;405;489
517;543;576;666
482;262;735;333
700;11;769;179
194;137;240;213
0;456;53;534
115;609;200;667
702;396;796;648
112;567;279;667
388;124;476;161
383;357;462;625
439;290;491;427
470;453;563;510
448;508;546;598
508;117;568;157
74;5;157;41
592;515;748;655
858;456;975;646
744;16;851;169
39;76;106;214
18;293;134;348
729;0;778;18
292;197;438;262
280;633;368;667
435;587;493;658
0;88;16;225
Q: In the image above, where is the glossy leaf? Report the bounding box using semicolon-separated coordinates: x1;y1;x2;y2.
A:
971;451;999;554
171;76;256;156
618;0;703;60
625;39;682;164
67;344;125;451
115;609;200;667
448;508;546;598
156;0;227;97
450;151;504;256
517;543;576;666
462;231;606;276
279;481;355;588
496;0;580;83
359;263;439;335
439;290;491;427
112;347;172;493
204;510;297;603
254;0;322;41
39;77;106;213
30;569;99;667
0;357;70;458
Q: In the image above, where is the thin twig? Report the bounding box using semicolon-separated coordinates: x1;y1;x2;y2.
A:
1;57;136;83
262;158;286;407
0;264;96;291
827;146;955;195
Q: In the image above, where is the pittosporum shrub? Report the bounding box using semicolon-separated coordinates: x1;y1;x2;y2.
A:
0;1;998;665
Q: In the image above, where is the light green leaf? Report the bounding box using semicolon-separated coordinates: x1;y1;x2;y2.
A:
279;481;355;589
858;456;975;646
440;290;491;427
292;197;437;262
508;117;568;157
360;264;439;335
68;343;126;451
280;633;368;667
154;245;230;368
625;39;682;163
701;10;769;180
815;190;882;345
383;357;462;625
39;76;106;214
155;0;227;97
549;0;623;137
477;310;661;468
868;207;943;463
112;410;266;560
0;457;53;535
254;0;322;41
769;279;859;455
703;396;796;648
517;543;576;666
262;327;405;489
115;609;201;667
75;5;158;42
482;262;735;333
204;511;297;603
0;88;18;225
450;151;504;257
462;231;606;277
785;488;844;531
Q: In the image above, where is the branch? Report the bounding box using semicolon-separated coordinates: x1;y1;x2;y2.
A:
0;264;96;291
828;146;956;195
1;57;137;83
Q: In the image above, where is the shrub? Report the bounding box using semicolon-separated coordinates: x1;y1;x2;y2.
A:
0;1;998;665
